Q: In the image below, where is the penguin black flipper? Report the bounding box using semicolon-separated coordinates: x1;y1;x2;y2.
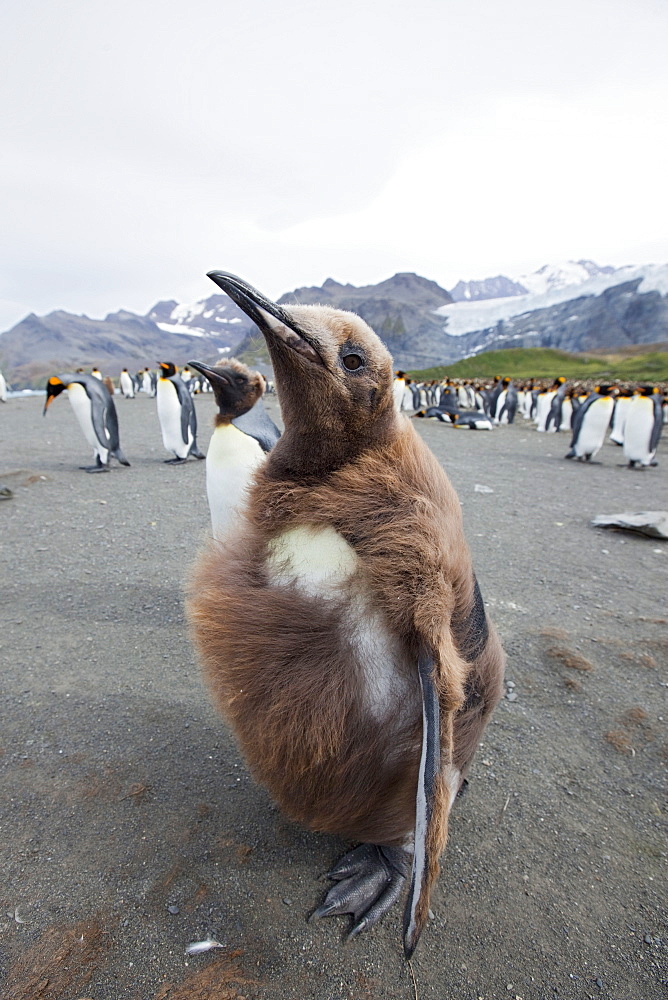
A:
170;375;195;447
566;391;596;455
650;394;663;453
403;647;441;959
187;403;205;459
231;397;281;453
99;390;131;466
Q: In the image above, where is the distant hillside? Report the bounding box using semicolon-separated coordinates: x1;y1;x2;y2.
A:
0;302;255;386
278;272;455;370
410;345;668;382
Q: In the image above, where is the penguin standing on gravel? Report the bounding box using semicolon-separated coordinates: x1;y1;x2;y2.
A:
43;373;131;472
156;362;205;463
119;369;135;398
187;272;505;958
565;385;615;462
623;386;662;468
187;358;281;538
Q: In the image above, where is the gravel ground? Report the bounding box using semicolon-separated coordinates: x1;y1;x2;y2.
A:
0;392;666;1000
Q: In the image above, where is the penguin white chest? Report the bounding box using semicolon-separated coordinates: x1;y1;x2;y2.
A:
624;397;656;463
535;392;555;431
157;380;190;456
67;383;107;459
577;398;614;455
206;424;265;539
265;526;411;720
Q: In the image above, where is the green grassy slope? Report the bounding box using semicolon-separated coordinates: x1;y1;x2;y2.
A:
409;346;668;382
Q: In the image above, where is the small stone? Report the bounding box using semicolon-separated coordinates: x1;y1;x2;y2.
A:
506;681;515;689
596;979;603;989
506;692;518;702
167;904;179;915
644;933;653;944
283;898;293;906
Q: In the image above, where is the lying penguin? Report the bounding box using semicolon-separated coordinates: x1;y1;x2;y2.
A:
414;407;493;430
187;358;281;539
187;272;506;957
43;373;130;472
156;362;205;463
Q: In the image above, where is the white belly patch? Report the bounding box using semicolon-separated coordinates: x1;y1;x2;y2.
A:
265;526;412;720
266;525;358;596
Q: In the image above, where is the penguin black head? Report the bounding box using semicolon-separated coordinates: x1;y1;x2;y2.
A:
188;358;265;421
206;271;396;475
43;376;67;414
597;384;614;396
637;385;657;396
158;362;177;378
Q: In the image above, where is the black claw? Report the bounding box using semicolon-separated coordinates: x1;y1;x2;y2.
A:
312;844;410;939
456;777;470;799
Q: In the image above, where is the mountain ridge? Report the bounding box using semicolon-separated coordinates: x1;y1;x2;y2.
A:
2;262;666;385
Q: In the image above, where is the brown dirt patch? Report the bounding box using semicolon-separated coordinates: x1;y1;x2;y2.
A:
605;730;634;754
4;917;110;1000
544;644;594;671
149;949;254;1000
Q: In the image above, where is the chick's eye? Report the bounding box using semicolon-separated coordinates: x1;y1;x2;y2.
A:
342;354;363;371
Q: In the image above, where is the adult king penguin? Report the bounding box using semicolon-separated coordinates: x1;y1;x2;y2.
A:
565;385;615;461
187;272;505;957
187;358;281;538
119;368;135;398
623;386;662;468
43;373;130;472
156;362;205;463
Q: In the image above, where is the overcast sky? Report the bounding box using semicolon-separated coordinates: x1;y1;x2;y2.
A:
2;0;667;330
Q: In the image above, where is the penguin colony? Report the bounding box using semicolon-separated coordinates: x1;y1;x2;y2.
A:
40;360;243;471
186;272;507;958
403;372;665;468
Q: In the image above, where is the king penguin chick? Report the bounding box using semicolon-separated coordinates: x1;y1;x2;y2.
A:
156;362;205;463
186;272;506;957
44;373;131;472
187;358;281;539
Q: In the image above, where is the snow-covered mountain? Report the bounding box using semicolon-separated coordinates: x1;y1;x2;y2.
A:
437;263;662;337
437;263;668;359
146;294;250;338
449;275;528;301
512;259;618;297
450;260;619;303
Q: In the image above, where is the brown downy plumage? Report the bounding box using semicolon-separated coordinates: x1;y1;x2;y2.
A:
186;272;505;957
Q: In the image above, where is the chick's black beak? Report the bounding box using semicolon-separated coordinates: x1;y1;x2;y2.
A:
187;360;231;390
206;271;323;366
